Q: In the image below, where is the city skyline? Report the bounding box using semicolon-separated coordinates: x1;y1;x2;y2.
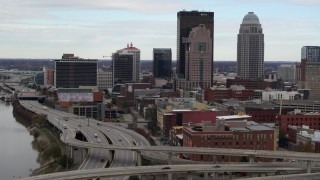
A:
1;0;319;61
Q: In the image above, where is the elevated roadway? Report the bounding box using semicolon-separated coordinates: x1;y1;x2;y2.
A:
22;164;315;180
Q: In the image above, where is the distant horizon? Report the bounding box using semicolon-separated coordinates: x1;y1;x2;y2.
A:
0;58;300;63
0;1;319;61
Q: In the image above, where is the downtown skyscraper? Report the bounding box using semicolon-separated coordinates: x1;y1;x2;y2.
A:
112;43;140;85
153;48;172;79
176;10;214;90
237;12;264;80
299;46;320;99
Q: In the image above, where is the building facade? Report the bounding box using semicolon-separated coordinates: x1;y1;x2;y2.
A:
183;120;276;162
97;68;113;91
204;85;254;102
177;10;214;83
112;52;134;85
55;54;97;88
176;24;213;90
153;48;172;79
112;43;140;85
277;111;320;134
237;12;264;79
299;46;320;100
277;64;297;83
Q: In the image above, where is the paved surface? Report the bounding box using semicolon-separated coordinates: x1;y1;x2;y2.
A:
22;164;315;180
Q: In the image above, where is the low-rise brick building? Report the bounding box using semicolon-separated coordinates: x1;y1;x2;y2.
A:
277;110;320;134
182;119;276;162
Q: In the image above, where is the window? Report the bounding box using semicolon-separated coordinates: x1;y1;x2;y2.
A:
198;43;206;52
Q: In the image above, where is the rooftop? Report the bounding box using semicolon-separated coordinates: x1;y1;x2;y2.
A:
242;12;260;25
217;115;251;120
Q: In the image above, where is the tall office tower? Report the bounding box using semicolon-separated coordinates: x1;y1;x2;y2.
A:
117;43;140;82
153;48;172;78
176;24;213;90
55;54;97;88
237;12;264;79
177;10;214;82
299;46;320;99
112;52;134;85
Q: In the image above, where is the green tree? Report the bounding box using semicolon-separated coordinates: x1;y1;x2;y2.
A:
58;155;73;168
31;114;47;127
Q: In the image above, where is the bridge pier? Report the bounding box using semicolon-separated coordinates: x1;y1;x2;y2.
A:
168;152;173;165
307;160;312;173
137;150;142;166
249;155;255;164
211;172;217;179
70;145;74;159
167;152;173;180
187;171;193;180
204;172;208;180
140;175;147;180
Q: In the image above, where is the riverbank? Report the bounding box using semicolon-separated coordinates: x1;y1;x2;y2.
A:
11;100;72;176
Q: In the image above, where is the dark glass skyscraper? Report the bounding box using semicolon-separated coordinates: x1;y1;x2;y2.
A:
177;10;214;82
153;48;172;78
112;52;134;85
55;54;97;88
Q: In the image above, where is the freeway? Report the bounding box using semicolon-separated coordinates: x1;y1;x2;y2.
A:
19;99;320;180
19;100;136;180
21;164;316;180
19;100;108;170
63;140;320;162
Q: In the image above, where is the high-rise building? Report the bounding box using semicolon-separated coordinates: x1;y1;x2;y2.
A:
302;46;320;62
299;46;320;99
112;43;140;85
43;67;54;87
112;52;134;85
177;10;214;82
237;12;264;79
54;54;97;88
277;64;297;82
153;48;172;78
176;24;213;91
122;43;140;82
97;67;113;91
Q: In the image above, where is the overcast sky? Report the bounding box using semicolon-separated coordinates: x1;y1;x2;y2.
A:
1;0;319;61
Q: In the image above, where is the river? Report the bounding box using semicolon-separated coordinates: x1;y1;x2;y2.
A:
0;101;40;180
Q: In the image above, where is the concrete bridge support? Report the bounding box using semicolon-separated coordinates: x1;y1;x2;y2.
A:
137;150;142;166
168;152;173;180
249;155;255;164
187;172;193;180
70;145;74;159
307;160;312;173
204;172;208;180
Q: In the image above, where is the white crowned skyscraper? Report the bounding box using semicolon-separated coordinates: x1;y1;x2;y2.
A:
237;12;264;79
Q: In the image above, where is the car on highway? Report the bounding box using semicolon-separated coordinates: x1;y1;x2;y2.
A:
97;122;101;126
42;106;48;110
63;124;67;129
94;134;98;138
100;158;105;162
97;138;101;143
213;165;221;168
162;167;171;170
118;138;122;142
